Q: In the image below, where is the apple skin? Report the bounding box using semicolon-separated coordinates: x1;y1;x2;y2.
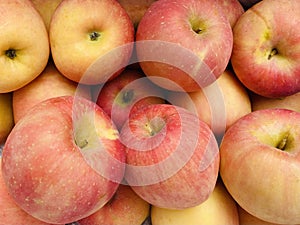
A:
120;104;220;210
151;179;239;225
13;61;91;123
96;68;166;131
1;96;126;224
220;108;300;224
237;205;297;225
49;0;135;85
0;0;49;93
231;0;300;98
251;91;300;113
78;184;150;225
0;93;14;145
0;158;56;225
217;0;244;28
135;0;233;92
117;0;156;29
167;69;251;136
30;0;63;31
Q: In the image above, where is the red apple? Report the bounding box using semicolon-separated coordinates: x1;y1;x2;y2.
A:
0;158;55;225
220;108;300;224
231;0;300;98
13;61;91;123
49;0;135;85
120;104;220;209
0;0;49;93
135;0;233;92
251;91;300;113
96;69;166;130
151;179;239;225
1;96;126;224
78;184;150;225
117;0;156;29
167;69;251;136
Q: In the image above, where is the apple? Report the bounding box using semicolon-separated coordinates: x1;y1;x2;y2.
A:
117;0;156;29
220;108;300;224
1;96;126;224
231;0;300;98
167;69;251;136
0;93;14;144
0;158;55;225
217;0;245;28
151;179;239;225
0;0;49;93
96;68;166;130
30;0;63;31
251;91;300;113
49;0;135;85
237;205;295;225
120;104;220;209
78;184;150;225
135;0;233;92
13;60;91;124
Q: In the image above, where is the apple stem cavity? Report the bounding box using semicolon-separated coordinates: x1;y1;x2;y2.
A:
268;48;278;60
89;31;101;41
5;49;17;59
276;133;289;150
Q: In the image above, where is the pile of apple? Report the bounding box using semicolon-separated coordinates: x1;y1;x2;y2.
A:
1;0;300;224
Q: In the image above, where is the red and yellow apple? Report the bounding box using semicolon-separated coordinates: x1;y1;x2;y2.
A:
1;96;126;224
0;0;49;93
220;109;300;224
135;0;233;92
49;0;135;85
120;104;220;209
231;0;300;98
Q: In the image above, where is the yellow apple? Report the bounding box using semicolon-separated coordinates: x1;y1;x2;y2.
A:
151;179;239;225
13;61;91;123
0;0;49;93
30;0;63;31
0;93;14;144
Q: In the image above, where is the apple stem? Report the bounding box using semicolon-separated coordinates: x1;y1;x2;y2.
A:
268;48;278;60
5;49;17;59
276;133;289;150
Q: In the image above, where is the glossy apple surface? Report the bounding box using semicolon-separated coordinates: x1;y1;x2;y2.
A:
120;104;220;209
220;109;300;224
0;0;49;93
2;96;126;224
231;0;300;98
136;0;233;92
151;179;239;225
217;0;244;27
78;184;150;225
49;0;134;85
